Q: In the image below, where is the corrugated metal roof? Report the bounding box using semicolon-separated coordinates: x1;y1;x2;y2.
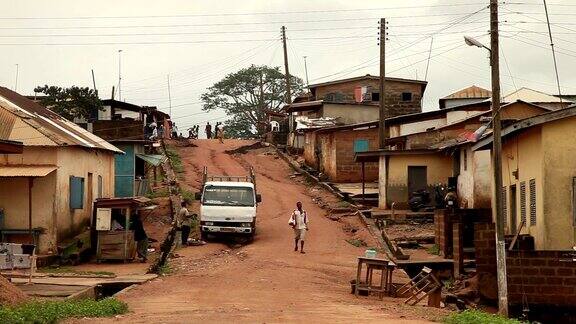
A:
0;165;57;177
442;85;491;99
0;87;122;153
503;87;568;103
136;154;167;166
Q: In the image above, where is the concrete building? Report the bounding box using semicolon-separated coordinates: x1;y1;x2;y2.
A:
0;87;121;254
356;100;552;209
90;99;168;197
439;85;491;109
473;105;576;250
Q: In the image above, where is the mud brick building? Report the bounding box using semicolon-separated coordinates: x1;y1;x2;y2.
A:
304;121;379;183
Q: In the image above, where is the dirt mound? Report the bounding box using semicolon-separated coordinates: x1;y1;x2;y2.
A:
0;275;28;306
225;142;265;154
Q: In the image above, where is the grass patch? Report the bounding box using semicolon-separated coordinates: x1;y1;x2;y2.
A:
146;188;170;199
38;265;114;277
444;310;524;324
179;187;195;204
0;298;127;324
427;244;440;255
346;239;367;247
158;262;172;276
166;146;184;174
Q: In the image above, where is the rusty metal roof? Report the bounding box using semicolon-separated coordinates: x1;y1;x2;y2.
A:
0;87;122;154
441;85;491;100
0;165;57;177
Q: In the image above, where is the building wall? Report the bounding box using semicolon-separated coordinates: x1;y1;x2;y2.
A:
0;147;58;252
541;117;576;249
303;132;318;168
320;104;379;124
54;146;115;246
385;153;453;206
397;118;447;137
442;98;486;109
313;79;423;117
501;126;545;247
331;128;379;182
457;146;491;209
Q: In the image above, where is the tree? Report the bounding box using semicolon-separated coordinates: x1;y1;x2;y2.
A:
201;65;304;138
34;85;102;121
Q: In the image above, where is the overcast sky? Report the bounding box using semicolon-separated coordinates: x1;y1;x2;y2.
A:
2;0;575;131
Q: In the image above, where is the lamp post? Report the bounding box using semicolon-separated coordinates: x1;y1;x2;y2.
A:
464;8;509;315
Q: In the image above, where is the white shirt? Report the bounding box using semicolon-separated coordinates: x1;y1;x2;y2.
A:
292;210;308;230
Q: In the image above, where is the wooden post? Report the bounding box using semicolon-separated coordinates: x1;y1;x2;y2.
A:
490;0;509;316
378;18;387;149
28;177;33;244
361;162;366;204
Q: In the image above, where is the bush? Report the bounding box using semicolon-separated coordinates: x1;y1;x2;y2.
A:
146;188;170;199
165;147;184;174
444;310;524;324
0;298;128;324
427;244;440;255
179;188;195;204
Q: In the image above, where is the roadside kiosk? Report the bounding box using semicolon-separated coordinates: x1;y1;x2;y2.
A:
92;197;154;262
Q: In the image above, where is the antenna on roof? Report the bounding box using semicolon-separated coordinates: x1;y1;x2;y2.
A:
91;69;98;96
543;0;563;104
14;64;19;92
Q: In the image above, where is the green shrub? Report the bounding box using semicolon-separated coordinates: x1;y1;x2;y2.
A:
427;244;440;255
165;147;184;174
179;188;195;204
0;298;128;324
346;239;367;247
444;310;524;324
146;188;169;199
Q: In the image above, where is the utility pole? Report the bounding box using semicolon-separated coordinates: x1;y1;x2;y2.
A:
378;18;389;210
91;69;97;93
543;0;563;103
303;56;310;88
490;0;509;316
118;49;122;101
378;18;387;149
167;74;172;118
14;64;19;92
281;26;292;105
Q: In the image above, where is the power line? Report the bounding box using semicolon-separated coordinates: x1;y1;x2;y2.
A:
0;4;492;20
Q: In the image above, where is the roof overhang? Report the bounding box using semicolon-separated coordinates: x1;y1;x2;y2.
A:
473;105;576;151
94;196;152;209
284;100;324;113
0;165;57;177
354;149;440;163
136;153;167;167
0;140;23;154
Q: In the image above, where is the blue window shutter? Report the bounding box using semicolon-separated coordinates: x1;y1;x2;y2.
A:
70;176;85;209
354;139;369;153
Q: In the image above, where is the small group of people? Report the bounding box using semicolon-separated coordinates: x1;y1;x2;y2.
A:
205;122;225;143
188;125;200;139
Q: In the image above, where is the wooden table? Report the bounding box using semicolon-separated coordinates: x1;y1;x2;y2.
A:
355;257;395;299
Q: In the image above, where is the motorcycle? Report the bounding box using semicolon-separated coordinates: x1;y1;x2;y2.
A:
408;189;431;212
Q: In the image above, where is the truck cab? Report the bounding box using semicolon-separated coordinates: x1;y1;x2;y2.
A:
196;168;261;240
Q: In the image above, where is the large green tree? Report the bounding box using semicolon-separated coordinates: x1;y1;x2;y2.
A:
34;85;102;121
201;65;304;138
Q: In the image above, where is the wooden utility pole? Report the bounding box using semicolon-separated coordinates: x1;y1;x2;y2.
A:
490;0;509;316
167;74;172;118
281;26;292;105
378;18;387;149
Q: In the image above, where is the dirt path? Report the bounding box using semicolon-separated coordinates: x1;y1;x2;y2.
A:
89;139;448;323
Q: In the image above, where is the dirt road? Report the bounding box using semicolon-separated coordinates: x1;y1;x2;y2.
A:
97;139;447;323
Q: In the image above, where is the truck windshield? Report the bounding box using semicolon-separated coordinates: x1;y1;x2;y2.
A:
202;186;255;207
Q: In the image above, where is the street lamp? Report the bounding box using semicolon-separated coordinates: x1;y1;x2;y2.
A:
465;15;509;316
464;36;491;52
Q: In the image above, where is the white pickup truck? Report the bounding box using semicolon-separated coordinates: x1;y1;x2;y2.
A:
195;167;261;241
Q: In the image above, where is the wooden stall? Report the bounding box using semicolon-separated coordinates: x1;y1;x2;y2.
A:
92;197;152;262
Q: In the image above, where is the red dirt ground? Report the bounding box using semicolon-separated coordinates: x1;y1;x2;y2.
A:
77;139;450;323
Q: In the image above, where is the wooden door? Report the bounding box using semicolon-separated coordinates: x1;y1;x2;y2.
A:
407;166;427;198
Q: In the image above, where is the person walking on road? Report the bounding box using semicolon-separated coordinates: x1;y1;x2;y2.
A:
289;201;309;254
181;212;197;245
216;124;225;143
205;122;212;139
175;201;190;249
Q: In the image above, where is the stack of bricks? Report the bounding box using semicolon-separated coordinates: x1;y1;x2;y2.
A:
434;209;453;258
475;223;576;306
